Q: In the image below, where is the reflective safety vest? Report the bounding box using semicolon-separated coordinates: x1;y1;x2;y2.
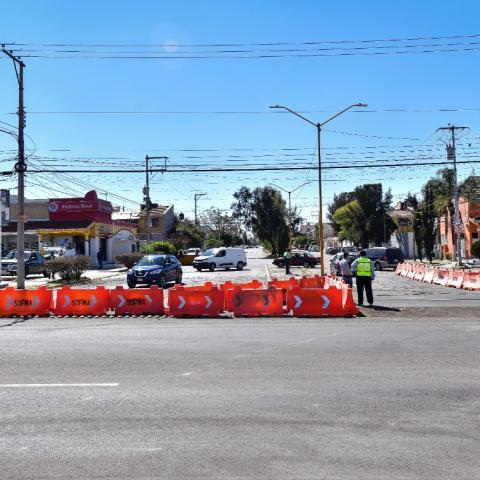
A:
356;257;372;277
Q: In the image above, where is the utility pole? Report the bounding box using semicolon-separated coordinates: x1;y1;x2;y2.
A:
2;46;26;288
143;155;167;243
194;193;206;226
436;124;468;266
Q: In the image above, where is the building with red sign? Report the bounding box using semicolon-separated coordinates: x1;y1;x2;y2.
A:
3;191;138;265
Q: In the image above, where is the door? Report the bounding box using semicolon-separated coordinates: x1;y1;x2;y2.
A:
100;238;108;261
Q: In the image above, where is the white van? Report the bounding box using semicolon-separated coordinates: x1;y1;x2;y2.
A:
193;247;247;272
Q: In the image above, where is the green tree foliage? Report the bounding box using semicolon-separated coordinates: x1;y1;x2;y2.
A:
332;200;365;244
327;191;354;234
332;184;395;247
141;240;176;255
231;186;290;255
200;207;243;247
471;240;480;259
168;217;205;249
419;182;438;262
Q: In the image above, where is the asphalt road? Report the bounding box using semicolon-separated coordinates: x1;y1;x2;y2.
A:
1;316;479;479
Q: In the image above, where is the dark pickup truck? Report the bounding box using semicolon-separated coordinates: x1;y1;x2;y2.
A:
1;250;49;278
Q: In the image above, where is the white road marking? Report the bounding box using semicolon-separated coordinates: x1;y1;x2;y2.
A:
180;372;192;377
0;383;119;388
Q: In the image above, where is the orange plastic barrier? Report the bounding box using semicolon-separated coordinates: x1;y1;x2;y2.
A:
400;263;410;277
0;287;53;317
395;264;403;275
299;275;328;288
462;271;480;290
287;285;358;317
110;286;164;315
220;279;263;293
414;265;426;282
446;270;464;289
406;264;417;279
169;283;224;317
54;286;110;316
422;269;435;284
432;268;449;286
226;286;283;317
267;277;299;291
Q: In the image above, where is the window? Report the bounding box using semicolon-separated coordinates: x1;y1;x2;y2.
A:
151;217;160;228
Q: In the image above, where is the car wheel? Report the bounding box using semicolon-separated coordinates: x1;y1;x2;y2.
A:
195;267;202;271
278;262;284;268
158;274;167;288
42;269;49;278
127;280;136;288
225;267;230;270
175;271;183;284
236;261;244;271
375;261;382;271
24;267;29;279
209;263;215;272
303;261;310;268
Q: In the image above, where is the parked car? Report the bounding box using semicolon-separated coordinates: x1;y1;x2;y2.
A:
307;245;320;252
185;247;202;256
365;247;405;270
326;247;339;255
1;250;49;278
193;247;247;271
273;250;320;268
127;254;182;288
329;251;358;275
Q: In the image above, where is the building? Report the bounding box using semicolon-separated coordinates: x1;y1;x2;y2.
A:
114;204;176;245
3;191;137;265
439;197;480;260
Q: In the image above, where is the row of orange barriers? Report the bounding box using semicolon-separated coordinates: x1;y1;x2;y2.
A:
395;262;480;290
0;276;358;317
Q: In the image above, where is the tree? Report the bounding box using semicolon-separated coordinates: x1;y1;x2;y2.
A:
168;216;205;249
231;186;289;255
471;240;480;259
332;200;365;245
199;207;243;246
327;191;354;234
419;182;437;262
141;240;176;255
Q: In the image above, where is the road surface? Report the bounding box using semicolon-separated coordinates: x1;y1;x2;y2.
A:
1;315;479;479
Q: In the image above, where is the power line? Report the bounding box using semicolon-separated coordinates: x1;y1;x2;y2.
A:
4;33;480;48
26;158;480;173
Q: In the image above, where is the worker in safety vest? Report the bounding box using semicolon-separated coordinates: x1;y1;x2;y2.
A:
351;250;375;306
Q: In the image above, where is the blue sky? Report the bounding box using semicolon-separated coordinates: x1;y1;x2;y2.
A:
1;0;480;222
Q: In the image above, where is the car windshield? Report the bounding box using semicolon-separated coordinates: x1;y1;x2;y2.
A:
187;248;198;254
138;256;165;267
203;249;218;256
4;251;30;260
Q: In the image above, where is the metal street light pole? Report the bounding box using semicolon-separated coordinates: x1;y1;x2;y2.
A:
270;103;367;275
2;46;26;288
271;181;313;245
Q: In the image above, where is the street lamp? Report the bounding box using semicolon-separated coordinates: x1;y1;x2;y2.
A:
270;103;368;275
270;181;313;245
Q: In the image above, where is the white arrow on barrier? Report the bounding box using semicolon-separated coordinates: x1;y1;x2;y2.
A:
294;295;302;309
6;295;13;308
32;295;40;308
145;295;152;303
117;295;126;308
63;295;71;308
322;294;330;309
205;295;212;309
178;296;186;309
